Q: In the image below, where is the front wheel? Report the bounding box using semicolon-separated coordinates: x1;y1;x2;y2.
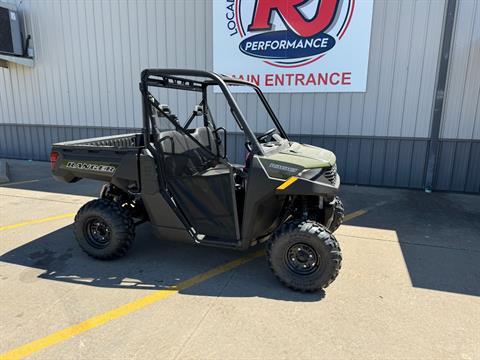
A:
267;220;342;292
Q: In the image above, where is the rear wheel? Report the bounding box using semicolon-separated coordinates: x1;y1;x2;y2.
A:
267;220;342;292
74;199;135;260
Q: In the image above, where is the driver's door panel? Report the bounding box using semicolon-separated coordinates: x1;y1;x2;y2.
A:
168;164;239;240
157;126;240;242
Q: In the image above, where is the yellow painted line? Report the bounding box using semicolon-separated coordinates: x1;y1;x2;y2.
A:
0;213;75;231
0;207;367;233
0;208;369;359
0;249;264;360
343;209;367;222
276;176;298;190
0;179;40;187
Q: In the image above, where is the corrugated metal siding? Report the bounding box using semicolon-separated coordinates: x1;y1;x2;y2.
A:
212;0;446;136
431;0;480;193
1;0;444;138
434;140;480;192
441;0;480;140
298;135;429;188
0;123;138;160
0;121;432;190
1;0;479;192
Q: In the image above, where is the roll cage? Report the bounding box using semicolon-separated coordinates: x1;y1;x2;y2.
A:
139;69;289;159
138;69;291;246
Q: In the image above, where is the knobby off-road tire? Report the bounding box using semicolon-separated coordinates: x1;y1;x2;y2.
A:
267;220;342;292
74;199;135;260
328;196;344;233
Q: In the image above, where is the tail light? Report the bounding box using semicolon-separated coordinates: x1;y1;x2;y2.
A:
50;151;59;170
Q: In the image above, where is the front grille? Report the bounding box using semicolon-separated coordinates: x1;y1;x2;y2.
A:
323;164;337;185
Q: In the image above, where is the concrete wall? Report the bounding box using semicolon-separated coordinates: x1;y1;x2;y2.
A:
0;0;479;192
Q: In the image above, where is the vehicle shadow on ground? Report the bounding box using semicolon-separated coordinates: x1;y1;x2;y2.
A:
340;186;480;297
0;224;325;302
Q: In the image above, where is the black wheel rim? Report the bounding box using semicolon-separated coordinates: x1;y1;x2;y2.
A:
84;217;111;249
285;243;320;275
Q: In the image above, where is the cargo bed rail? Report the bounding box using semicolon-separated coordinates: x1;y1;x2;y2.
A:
54;133;143;149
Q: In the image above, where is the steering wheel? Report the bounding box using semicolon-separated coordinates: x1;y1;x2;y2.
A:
256;128;276;143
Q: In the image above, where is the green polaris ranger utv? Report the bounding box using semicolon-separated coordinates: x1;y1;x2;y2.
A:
51;69;344;292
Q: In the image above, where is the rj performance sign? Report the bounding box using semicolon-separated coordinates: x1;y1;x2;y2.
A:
213;0;374;93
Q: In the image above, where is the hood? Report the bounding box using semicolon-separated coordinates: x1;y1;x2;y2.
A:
268;142;336;169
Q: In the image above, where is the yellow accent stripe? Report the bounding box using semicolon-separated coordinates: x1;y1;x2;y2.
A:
276;176;298;190
0;213;75;231
0;250;264;360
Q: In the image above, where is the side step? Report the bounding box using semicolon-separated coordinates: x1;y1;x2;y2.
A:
195;234;242;249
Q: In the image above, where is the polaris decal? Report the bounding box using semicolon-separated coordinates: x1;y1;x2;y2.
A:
259;159;302;180
213;0;374;92
268;162;300;174
63;161;117;174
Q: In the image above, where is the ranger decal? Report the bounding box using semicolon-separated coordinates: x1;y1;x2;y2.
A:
64;161;117;173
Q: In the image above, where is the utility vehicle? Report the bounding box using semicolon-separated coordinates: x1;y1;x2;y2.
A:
51;69;344;292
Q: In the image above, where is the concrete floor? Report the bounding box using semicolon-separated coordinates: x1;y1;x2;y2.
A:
0;159;479;359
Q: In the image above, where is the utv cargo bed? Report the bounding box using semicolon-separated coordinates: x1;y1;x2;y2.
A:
51;133;143;185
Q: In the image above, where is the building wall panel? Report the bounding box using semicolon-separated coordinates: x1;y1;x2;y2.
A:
0;0;445;137
409;141;429;188
1;0;478;192
465;142;480;192
442;0;480;140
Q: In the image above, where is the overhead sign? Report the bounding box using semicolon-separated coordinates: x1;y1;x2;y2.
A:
213;0;374;93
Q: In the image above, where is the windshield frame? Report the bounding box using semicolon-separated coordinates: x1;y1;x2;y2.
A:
205;78;289;142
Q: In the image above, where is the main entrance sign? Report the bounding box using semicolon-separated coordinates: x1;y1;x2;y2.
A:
213;0;374;92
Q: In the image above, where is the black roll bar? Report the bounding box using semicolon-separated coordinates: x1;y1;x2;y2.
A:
140;69;288;156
